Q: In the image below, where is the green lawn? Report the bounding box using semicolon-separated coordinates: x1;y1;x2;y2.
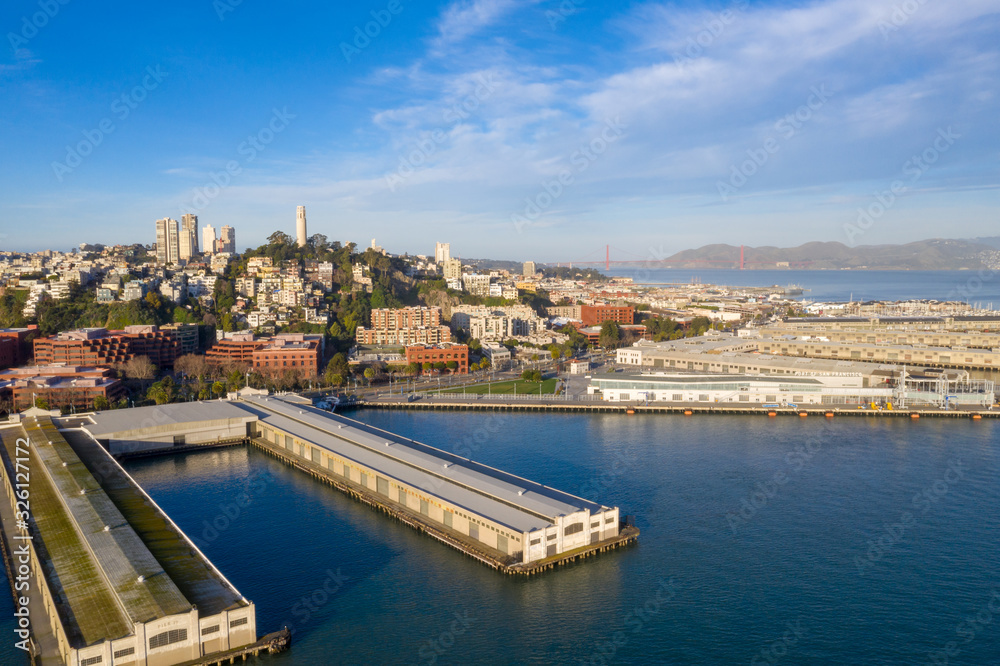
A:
434;378;558;395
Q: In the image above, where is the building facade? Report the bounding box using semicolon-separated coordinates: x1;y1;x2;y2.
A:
356;307;452;346
405;343;469;373
580;304;635;326
33;327;181;368
179;213;199;261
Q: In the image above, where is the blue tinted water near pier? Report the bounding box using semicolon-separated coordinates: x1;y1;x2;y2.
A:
606;268;1000;304
4;411;995;665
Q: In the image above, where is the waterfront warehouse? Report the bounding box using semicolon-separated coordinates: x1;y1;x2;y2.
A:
241;396;622;564
0;413;256;665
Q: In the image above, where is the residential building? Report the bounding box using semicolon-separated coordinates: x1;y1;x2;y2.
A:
462;273;492;297
122;281;145;301
155;217;180;265
523;261;536;277
179;213;199;261
405;343;468;373
161;323;200;355
450;306;546;341
218;225;236;254
442;258;462;281
435;242;451;263
203;224;217;255
356;307;452;345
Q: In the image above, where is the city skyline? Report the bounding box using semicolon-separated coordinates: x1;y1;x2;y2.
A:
1;1;997;258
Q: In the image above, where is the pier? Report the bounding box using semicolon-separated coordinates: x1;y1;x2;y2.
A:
73;397;636;576
357;395;999;418
0;412;278;666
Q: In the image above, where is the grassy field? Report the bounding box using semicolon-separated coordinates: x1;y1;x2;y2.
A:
434;378;558;395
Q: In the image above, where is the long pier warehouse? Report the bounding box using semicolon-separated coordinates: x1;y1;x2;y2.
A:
0;396;633;663
81;396;630;568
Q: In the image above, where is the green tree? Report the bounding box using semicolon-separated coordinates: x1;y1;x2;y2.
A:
599;321;622;349
93;395;110;411
421;362;432;372
446;360;458;372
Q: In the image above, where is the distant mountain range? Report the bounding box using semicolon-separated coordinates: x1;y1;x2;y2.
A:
654;238;1000;270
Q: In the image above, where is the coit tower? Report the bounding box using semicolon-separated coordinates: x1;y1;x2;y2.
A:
296;205;307;247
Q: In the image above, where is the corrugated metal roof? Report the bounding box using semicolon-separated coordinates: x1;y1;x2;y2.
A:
243;396;607;533
85;401;255;437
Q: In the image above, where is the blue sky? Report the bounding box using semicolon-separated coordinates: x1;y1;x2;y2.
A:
1;0;997;261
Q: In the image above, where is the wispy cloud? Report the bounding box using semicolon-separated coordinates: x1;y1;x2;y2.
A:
431;0;526;52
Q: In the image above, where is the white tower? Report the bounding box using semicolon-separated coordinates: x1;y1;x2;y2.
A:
296;206;307;247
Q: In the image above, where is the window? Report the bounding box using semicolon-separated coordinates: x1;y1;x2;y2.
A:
359;472;368;488
547;533;557;541
149;628;188;650
81;657;103;666
201;625;220;636
564;523;584;536
606;516;615;524
113;646;135;659
530;538;541;545
230;617;248;628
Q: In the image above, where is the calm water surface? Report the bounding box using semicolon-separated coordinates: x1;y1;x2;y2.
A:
5;411;994;665
607;268;1000;305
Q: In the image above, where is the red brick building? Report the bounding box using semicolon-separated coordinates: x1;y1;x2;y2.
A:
0;326;38;367
252;334;322;377
405;343;469;373
32;326;180;368
205;333;263;366
580;304;635;326
0;365;126;410
0;338;16;370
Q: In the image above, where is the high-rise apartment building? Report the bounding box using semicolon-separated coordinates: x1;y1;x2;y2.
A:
179;213;199;261
296;206;307;247
155;218;180;264
218;225;236;254
203;224;217;255
523;261;536;277
443;258;462;280
435;242;451;263
355;307;451;346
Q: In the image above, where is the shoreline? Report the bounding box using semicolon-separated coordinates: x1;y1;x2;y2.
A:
353;399;998;419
